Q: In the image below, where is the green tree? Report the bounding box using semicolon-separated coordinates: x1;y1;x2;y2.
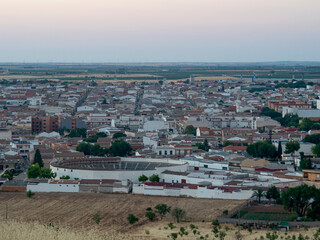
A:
184;125;196;136
145;211;156;221
246;140;276;159
27;163;41;178
112;132;127;139
171;208;186;223
223;141;233;147
203;139;210;152
312;143;320;157
66;128;87;138
33;149;44;168
253;189;264;203
265;186;280;203
300;118;314;131
155;204;171;219
138;174;148;182
127;214;139;224
149;174;160;182
285;141;300;159
281;184;316;217
76;142;93;155
277;141;283;160
303;134;320;144
300;158;313;170
109;140;132;157
39;168;56;178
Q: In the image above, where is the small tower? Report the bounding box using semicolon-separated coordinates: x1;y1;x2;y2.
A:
189;75;194;84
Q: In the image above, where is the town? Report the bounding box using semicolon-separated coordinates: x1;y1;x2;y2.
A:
1;64;320;239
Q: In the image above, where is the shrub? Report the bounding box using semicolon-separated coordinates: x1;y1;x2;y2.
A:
171;208;186;223
168;222;176;229
145;211;156;221
127;214;139;224
27;190;35;198
92;212;102;225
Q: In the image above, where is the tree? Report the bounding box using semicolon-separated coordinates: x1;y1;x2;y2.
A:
246;140;276;159
145;211;156;221
127;214;139;224
277;141;282;160
27;164;56;179
76;142;93;155
223;141;233;147
304;134;320;144
281;184;316;217
203;139;210;152
253;189;264;203
112;132;127;139
109;140;132;157
312;143;320;157
300;158;313;170
138;174;148;182
171;208;186;223
27;164;41;178
149;174;160;182
155;204;171;219
67;128;87;138
300;118;314;131
184;125;196;136
265;186;280;203
285;141;300;159
33;149;44;168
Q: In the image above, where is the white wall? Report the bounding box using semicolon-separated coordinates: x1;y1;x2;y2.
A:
132;184;254;200
27;182;79;193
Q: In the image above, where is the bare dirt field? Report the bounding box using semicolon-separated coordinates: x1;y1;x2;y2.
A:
0;192;242;232
0;192;319;239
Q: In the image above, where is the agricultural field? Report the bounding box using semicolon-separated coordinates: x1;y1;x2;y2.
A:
1;63;320;83
0;192;242;231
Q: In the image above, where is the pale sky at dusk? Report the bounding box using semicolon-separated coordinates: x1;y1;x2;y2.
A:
1;0;320;62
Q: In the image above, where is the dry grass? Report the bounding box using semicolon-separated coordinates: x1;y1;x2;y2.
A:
0;220;140;240
0;192;243;232
1;220;320;240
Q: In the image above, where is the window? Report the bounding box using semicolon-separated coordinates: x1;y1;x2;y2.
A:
165;151;167;155
170;151;173;155
159;151;162;155
204;165;208;168
317;175;319;178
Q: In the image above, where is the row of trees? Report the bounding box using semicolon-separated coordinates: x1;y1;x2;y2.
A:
127;203;186;225
76;140;132;157
138;174;160;182
254;185;320;220
246;140;302;160
260;107;320;130
27;149;56;179
246;140;277;159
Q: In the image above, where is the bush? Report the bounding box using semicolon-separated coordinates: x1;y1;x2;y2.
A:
171;208;186;223
92;212;102;224
149;174;160;182
127;214;139;224
145;211;156;221
139;174;148;182
27;190;35;198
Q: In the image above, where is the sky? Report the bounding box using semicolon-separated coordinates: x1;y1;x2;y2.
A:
1;0;320;63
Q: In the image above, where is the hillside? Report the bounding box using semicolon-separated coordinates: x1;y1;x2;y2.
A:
0;192;243;232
